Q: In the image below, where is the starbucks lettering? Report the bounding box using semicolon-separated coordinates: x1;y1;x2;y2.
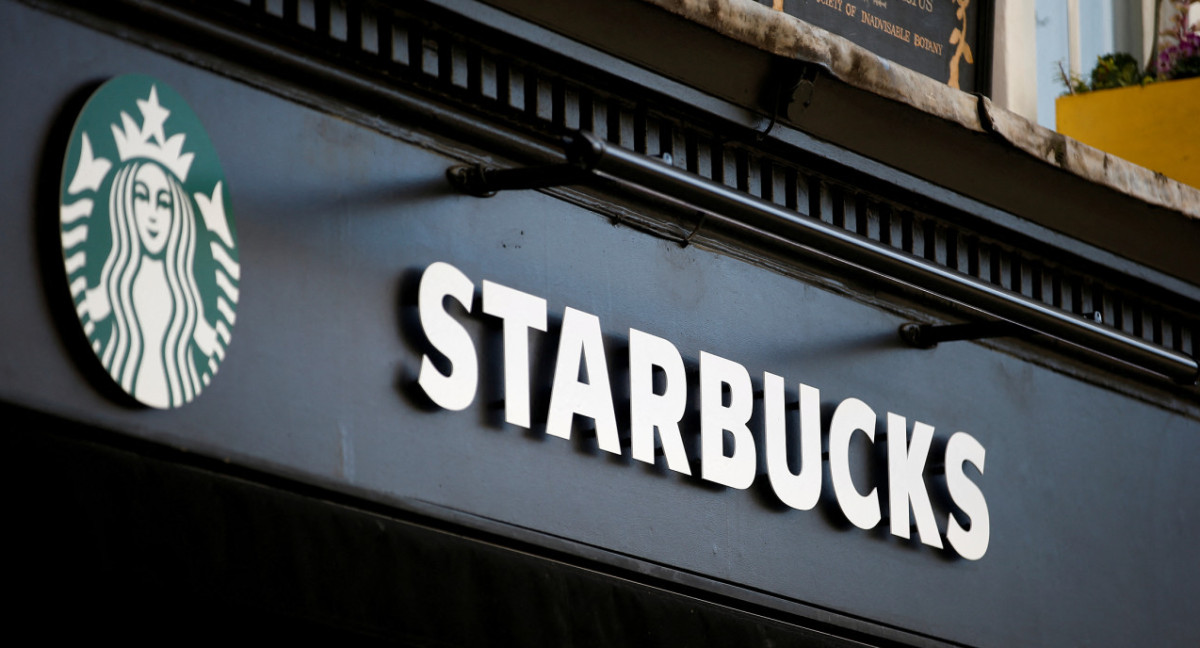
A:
416;261;990;560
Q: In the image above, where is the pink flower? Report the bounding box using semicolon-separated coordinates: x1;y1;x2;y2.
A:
1157;31;1200;78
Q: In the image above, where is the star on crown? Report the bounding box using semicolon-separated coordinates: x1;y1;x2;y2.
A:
111;85;195;182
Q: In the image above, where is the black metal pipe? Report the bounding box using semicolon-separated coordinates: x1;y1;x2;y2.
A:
898;321;1036;348
447;163;592;197
564;132;1198;384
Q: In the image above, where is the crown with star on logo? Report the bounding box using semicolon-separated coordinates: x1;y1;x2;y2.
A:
110;85;195;183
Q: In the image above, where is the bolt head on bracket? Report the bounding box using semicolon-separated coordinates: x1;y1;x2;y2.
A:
899;323;937;349
446;165;497;198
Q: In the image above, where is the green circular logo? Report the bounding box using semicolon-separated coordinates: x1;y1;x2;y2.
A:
59;75;239;408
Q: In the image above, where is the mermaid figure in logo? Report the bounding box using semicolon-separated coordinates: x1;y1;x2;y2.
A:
80;86;228;408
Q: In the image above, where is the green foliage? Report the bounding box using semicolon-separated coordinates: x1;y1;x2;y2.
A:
1167;54;1200;80
1059;53;1154;96
1089;53;1146;90
1057;62;1089;95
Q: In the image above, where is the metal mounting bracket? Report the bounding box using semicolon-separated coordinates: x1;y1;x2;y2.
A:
900;312;1104;350
446;133;605;197
898;320;1033;349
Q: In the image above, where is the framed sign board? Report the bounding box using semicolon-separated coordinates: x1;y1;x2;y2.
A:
761;0;992;93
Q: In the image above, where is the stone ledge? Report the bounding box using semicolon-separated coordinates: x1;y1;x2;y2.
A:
642;0;1200;220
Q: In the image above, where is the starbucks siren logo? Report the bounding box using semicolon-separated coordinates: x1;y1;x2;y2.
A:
59;75;239;408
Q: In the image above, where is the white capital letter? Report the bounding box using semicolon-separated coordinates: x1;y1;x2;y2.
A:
417;262;477;411
829;397;880;530
765;374;821;511
887;413;943;548
482;280;547;428
699;351;755;489
946;431;989;560
546;307;620;454
629;328;691;475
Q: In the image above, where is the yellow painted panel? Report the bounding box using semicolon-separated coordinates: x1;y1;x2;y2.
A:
1056;77;1200;188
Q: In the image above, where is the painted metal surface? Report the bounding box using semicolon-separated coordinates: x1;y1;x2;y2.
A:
2;2;1200;646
